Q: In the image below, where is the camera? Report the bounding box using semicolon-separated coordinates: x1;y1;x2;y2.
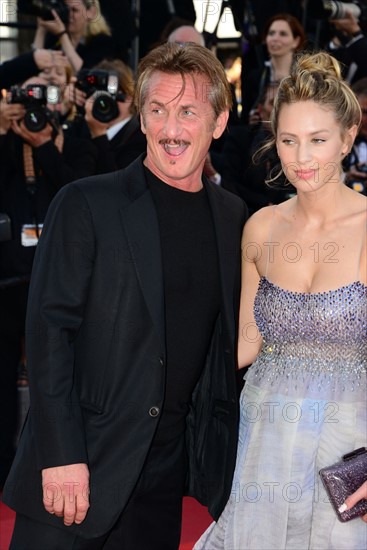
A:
308;0;367;22
75;69;124;123
17;0;69;25
8;84;61;132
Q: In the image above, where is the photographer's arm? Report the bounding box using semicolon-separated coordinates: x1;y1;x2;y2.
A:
331;10;367;77
38;10;84;73
33;18;47;49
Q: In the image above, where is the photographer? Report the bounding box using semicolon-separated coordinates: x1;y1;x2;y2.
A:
0;75;97;488
77;59;146;173
221;82;293;213
32;0;114;72
323;3;367;82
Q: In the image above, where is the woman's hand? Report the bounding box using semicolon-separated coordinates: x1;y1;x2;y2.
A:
339;480;367;523
37;9;66;36
33;49;68;71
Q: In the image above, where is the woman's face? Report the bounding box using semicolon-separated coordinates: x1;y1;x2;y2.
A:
276;100;356;194
65;0;94;35
39;64;68;87
266;20;300;58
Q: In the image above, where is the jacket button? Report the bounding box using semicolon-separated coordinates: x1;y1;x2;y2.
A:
149;406;160;417
159;357;164;366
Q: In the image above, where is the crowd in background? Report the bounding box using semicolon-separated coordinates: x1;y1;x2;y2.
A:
0;0;367;490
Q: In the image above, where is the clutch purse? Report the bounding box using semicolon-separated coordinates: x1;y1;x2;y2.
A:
319;447;367;522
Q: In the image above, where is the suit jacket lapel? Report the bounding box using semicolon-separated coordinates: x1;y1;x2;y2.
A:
119;161;166;355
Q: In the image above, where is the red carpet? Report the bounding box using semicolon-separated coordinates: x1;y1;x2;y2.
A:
0;496;211;549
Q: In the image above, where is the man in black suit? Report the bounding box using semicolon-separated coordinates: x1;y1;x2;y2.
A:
3;42;247;549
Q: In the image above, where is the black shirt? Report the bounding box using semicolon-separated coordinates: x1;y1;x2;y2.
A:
145;168;221;442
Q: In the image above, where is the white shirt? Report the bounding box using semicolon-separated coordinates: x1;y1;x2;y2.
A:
106;116;132;141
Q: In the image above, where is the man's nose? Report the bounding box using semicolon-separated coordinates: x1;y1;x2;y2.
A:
164;112;182;138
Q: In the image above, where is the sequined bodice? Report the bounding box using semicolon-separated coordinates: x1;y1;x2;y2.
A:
247;277;367;400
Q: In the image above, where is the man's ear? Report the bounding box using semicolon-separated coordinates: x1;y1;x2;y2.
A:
212;109;229;140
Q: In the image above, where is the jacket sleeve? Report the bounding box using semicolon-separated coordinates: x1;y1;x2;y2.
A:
347;36;367;79
0;52;39;89
26;182;95;470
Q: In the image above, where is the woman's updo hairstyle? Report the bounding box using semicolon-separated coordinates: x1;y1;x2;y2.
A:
271;51;361;137
253;51;361;184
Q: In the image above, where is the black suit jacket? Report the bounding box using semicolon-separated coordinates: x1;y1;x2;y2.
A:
3;156;246;537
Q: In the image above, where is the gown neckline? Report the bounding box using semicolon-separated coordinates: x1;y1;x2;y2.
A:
260;275;367;297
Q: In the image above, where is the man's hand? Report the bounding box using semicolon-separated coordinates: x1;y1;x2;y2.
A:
0;101;25;135
84;93;110;138
42;463;90;526
64;76;87;109
330;10;362;37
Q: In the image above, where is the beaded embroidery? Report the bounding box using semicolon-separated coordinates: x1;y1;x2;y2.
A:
246;277;367;400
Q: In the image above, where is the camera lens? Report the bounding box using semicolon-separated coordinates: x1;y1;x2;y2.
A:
24;108;47;132
92;92;119;123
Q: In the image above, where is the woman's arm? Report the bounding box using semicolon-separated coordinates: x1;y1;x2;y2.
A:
36;10;84;73
237;215;264;368
33;18;47;49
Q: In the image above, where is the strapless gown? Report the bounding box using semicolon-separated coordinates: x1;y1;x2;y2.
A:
194;277;367;549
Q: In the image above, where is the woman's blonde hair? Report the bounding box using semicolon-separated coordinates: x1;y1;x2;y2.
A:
255;51;362;182
83;0;111;38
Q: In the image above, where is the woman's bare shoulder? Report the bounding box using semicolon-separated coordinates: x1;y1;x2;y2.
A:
242;199;295;240
342;188;367;224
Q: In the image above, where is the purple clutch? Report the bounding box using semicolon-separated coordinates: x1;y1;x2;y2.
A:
319;447;367;522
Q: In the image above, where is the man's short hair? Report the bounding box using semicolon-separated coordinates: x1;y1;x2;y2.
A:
134;42;232;119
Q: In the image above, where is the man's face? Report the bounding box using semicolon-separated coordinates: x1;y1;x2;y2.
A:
140;71;228;190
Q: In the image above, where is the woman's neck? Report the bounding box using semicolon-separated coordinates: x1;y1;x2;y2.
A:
293;181;349;225
270;53;294;82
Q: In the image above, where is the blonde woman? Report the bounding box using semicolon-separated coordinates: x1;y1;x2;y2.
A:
195;51;366;549
33;0;114;72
